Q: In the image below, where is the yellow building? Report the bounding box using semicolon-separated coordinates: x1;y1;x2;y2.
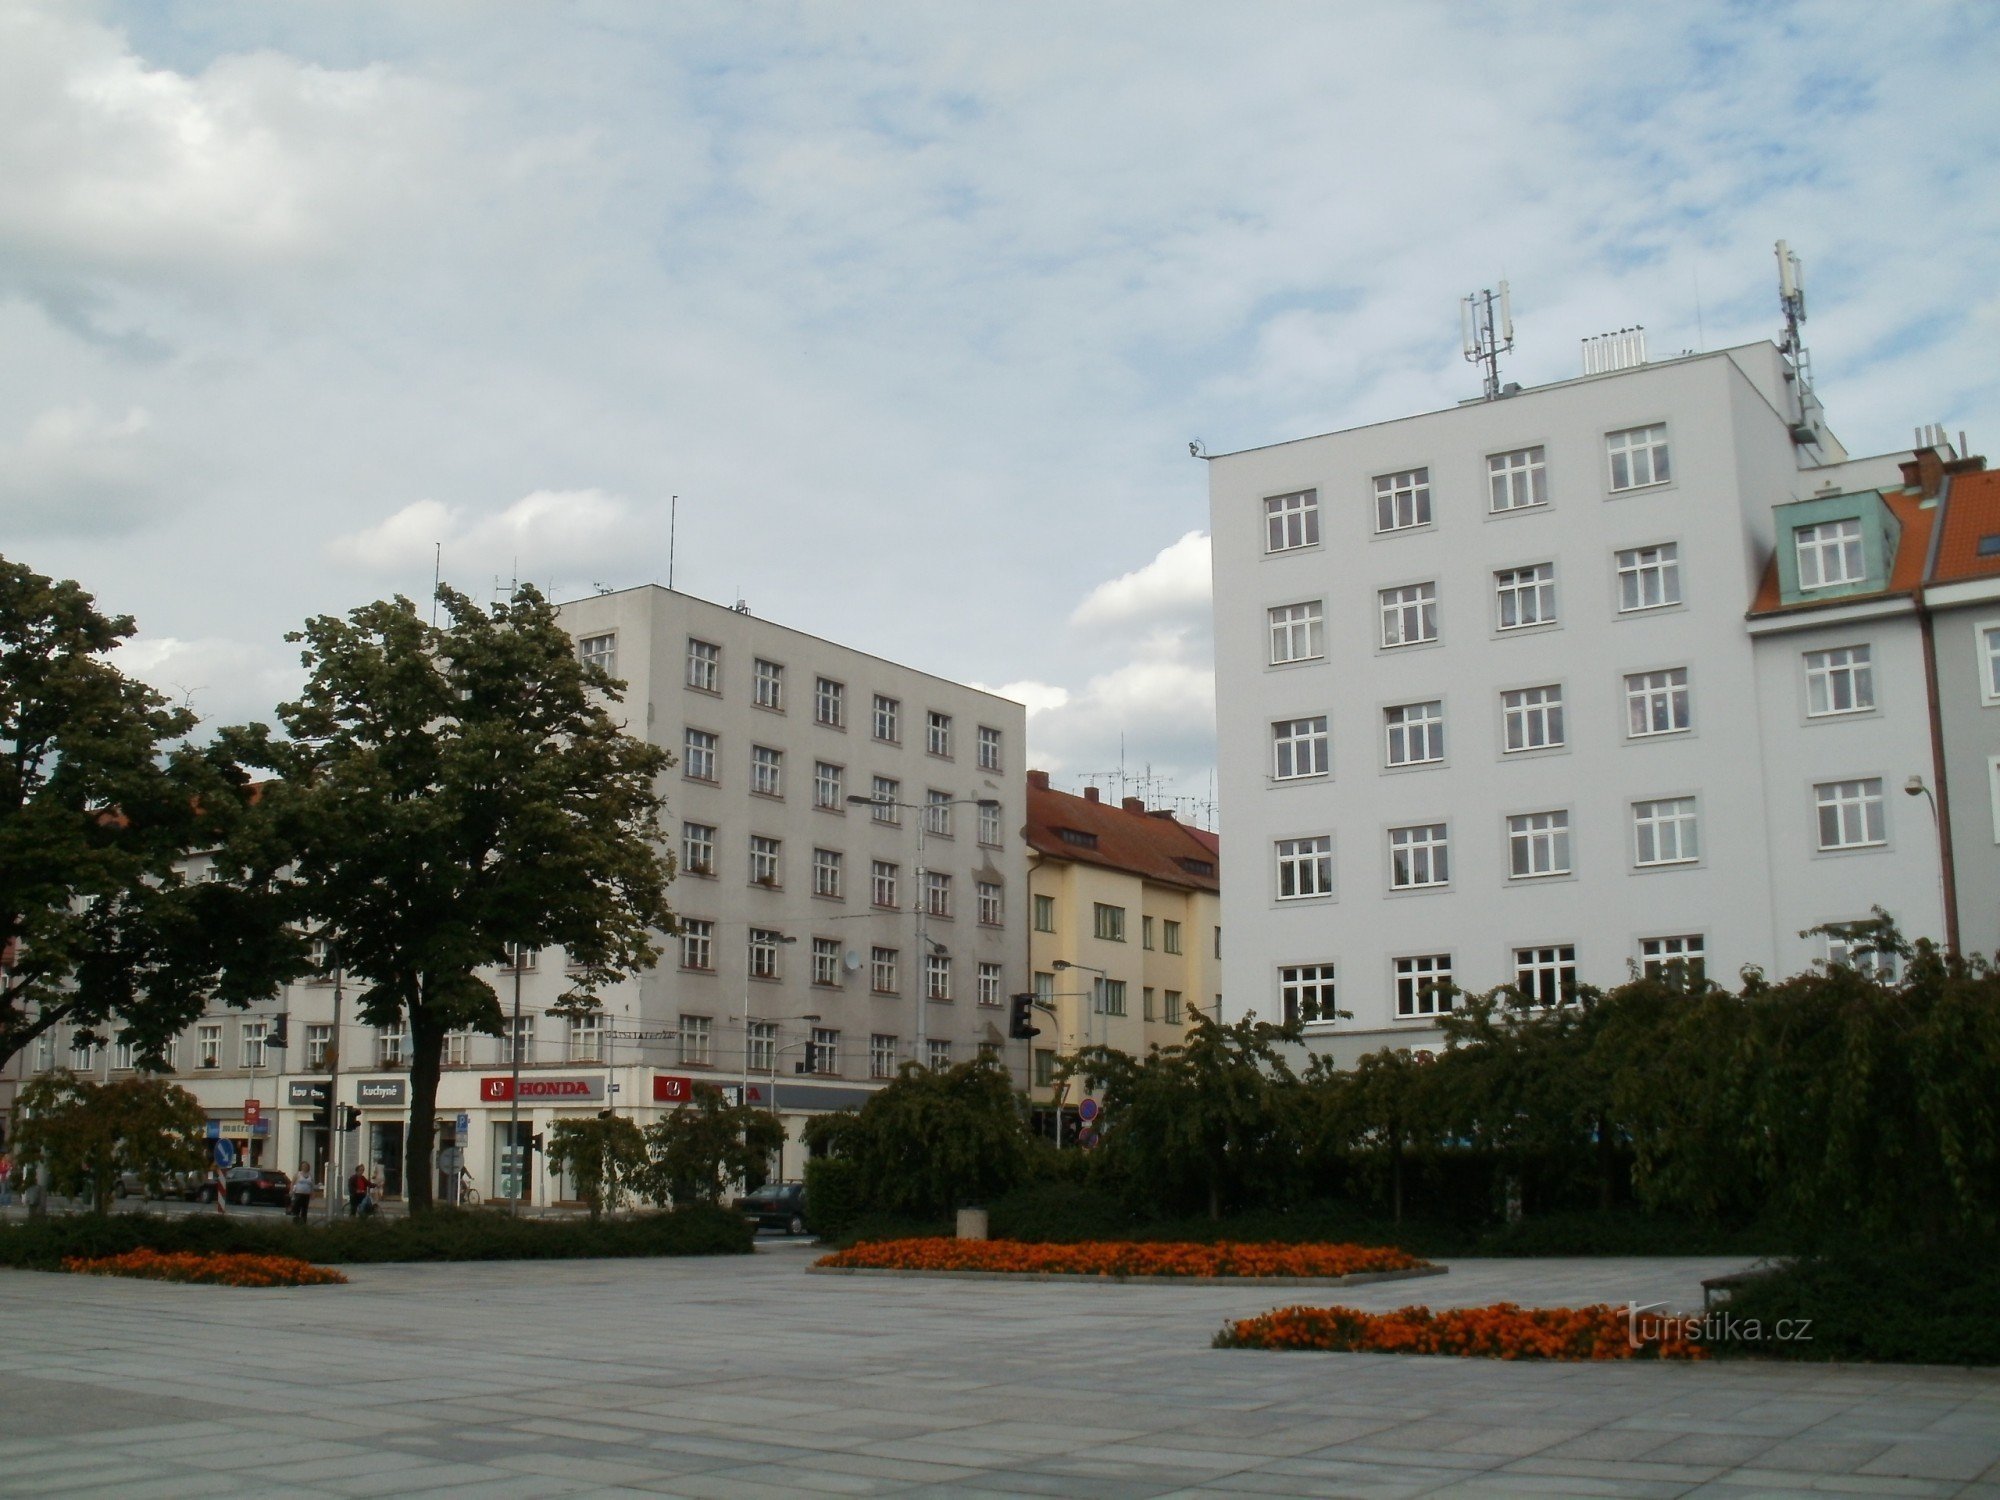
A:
1024;771;1221;1139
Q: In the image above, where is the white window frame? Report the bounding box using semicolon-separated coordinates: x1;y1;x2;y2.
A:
1802;646;1874;718
683;728;717;782
870;947;898;994
197;1024;222;1069
1378;583;1438;649
1507;810;1571;879
682;822;716;877
926;711;953;757
870;775;900;823
1616;543;1682;612
753;657;784;711
1393;954;1454;1018
870;860;899;909
977;962;1003;1007
680;919;714;971
869;1033;897;1079
1494;563;1556;631
1625;668;1691;737
747;1021;776;1075
1488;447;1547;512
976;881;1003;926
977;725;1002;771
240;1020;269;1070
1795;518;1866;591
1978;624;2000;706
751;744;783;798
1373;467;1431;533
1825;926;1898;981
1501;684;1565;753
1815;778;1886;851
977;801;1003;846
873;694;900;743
1388;823;1449;890
1606;423;1670;491
924;789;954;837
1514;945;1578;1007
1272;716;1329;780
502;1015;532;1066
811;938;841;987
1265;488;1320;551
1639;935;1705;983
306;1024;332;1070
749;835;781;886
1384;700;1444;767
567;1013;605;1063
815;677;845;728
809;1028;839;1075
812;848;843;899
678;1014;713;1067
813;761;844;809
1279;964;1338;1027
1275;835;1334;900
578;633;617;676
1269;601;1325;664
686;637;720;692
925;953;951;1002
748;928;784;980
924;870;950;919
1633;797;1700;867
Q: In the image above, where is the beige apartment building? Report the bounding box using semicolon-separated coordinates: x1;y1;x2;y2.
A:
1023;770;1221;1139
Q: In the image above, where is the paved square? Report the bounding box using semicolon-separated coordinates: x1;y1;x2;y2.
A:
1;1244;1996;1497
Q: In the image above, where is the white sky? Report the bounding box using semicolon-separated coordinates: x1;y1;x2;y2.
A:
4;2;1996;822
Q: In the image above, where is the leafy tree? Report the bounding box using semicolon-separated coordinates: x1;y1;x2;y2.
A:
1328;1046;1434;1224
641;1085;784;1206
805;1059;1030;1219
247;584;676;1212
7;1070;209;1214
546;1115;649;1221
0;557;299;1073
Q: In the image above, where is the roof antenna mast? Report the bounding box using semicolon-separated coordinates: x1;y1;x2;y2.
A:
1461;281;1515;401
1774;240;1824;450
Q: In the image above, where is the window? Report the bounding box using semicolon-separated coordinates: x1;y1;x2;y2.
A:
1515;946;1578;1007
686;637;720;692
1394;955;1454;1017
504;943;538;972
1162;919;1182;955
926;1039;952;1070
1384;701;1445;766
1501;685;1565;752
241;1021;269;1070
1093;903;1126;942
1633;798;1700;866
1640;935;1705;985
34;1034;53;1071
1805;646;1874;716
1269;601;1325;664
1265;488;1320;551
1094;978;1127;1016
682;822;716;877
1616;544;1681;612
1272;716;1329;779
977;962;1003;1007
870;776;900;823
809;1028;839;1075
306;1024;332;1069
1033;1049;1056;1087
924;871;951;919
873;694;900;742
753;657;784;710
1607;423;1670;490
1488;447;1547;512
1378;583;1437;648
1032;894;1055;932
978;801;1003;846
568;1014;605;1063
926;711;952;757
747;1022;776;1074
870;947;898;994
1982;626;2000;703
748;928;785;979
1825;927;1898;981
751;744;783;797
1143;986;1157;1021
307;936;333;980
1625;669;1691;737
1815;778;1885;850
1494;564;1555;630
925;953;952;1001
812;938;840;987
375;1027;407;1068
1373;467;1431;532
925;789;954;837
683;728;717;782
749;835;781;886
870;1034;898;1079
502;1015;532;1066
1507;811;1571;879
812;848;843;899
1276;835;1334;899
815;676;845;727
814;761;844;809
444;1030;471;1067
680;919;714;971
69;1035;95;1071
112;1039;133;1071
977;881;1003;926
978;725;1002;771
1163;989;1183;1023
1389;824;1449;889
198;1024;221;1068
1034;970;1055;1011
1280;964;1338;1026
870;860;899;909
1142;915;1155;950
1796;518;1865;591
578;633;617;676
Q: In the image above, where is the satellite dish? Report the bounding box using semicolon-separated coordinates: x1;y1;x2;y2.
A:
842;948;863;973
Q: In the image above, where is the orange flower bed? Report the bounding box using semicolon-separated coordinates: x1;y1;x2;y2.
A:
61;1250;348;1288
1216;1301;1707;1360
816;1238;1429;1278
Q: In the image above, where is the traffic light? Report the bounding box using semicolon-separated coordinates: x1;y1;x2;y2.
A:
305;1084;330;1131
795;1049;817;1075
1009;993;1041;1040
338;1104;361;1132
529;1132;545;1154
268;1016;288;1049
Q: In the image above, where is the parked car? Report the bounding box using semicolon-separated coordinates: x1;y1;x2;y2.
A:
734;1182;808;1235
193;1167;294;1207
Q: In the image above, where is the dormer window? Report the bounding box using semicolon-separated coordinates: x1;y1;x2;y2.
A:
1796;518;1865;590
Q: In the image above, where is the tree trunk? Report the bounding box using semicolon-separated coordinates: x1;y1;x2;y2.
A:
405;996;444;1215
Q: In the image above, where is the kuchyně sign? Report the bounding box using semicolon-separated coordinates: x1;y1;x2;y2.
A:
354;1078;407;1107
479;1076;605;1103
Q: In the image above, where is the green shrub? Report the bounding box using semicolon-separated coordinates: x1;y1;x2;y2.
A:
0;1205;751;1270
1468;1210;1784;1259
802;1158;862;1241
1717;1241;2000;1365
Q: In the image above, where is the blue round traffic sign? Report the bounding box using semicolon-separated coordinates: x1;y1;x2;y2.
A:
1078;1098;1099;1123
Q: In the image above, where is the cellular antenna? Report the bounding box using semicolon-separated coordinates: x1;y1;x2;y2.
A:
1461;281;1515;401
1774;240;1825;452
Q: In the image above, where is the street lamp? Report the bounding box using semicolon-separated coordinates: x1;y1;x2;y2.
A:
848;793;1002;1065
1051;960;1108;1051
1904;775;1959;956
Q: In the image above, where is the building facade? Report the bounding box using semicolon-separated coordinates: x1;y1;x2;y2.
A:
1208;335;1977;1064
1023;771;1221;1135
8;587;1029;1201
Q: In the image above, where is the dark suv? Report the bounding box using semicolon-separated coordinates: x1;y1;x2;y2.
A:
734;1182;808;1235
194;1167;295;1207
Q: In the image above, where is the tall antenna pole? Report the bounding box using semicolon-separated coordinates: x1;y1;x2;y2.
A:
1461;281;1515;400
668;495;677;591
431;543;441;625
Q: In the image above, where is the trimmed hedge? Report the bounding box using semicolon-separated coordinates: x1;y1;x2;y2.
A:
802;1157;861;1241
1717;1241;2000;1365
0;1205;752;1271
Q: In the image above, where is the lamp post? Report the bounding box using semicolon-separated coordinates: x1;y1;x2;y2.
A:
1904;775;1958;956
1051;959;1108;1052
760;1015;820;1181
848;793;1001;1066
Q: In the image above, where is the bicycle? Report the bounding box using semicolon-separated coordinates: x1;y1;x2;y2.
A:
457;1170;481;1208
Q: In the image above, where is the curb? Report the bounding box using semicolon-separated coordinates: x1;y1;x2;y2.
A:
806;1263;1448;1287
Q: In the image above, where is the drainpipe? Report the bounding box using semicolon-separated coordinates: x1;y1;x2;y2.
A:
1913;591;1961;958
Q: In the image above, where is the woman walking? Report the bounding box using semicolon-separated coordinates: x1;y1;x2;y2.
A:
289;1162;316;1223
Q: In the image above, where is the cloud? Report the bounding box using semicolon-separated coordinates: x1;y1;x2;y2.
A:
119;633;301;732
328;489;645;580
1070;531;1211;635
0;402;198;536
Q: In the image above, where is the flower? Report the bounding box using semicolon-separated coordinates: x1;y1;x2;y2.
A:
61;1250;348;1287
1214;1302;1707;1360
815;1239;1429;1279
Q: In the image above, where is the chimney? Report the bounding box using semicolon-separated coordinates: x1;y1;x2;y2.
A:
1901;447;1948;499
1122;796;1146;814
1083;786;1100;803
1027;770;1051;791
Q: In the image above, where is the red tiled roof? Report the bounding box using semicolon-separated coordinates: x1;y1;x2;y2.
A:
1747;489;1937;617
1930;467;2000;585
1024;773;1220;892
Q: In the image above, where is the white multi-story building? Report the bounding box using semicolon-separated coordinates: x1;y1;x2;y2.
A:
1208;330;1975;1064
10;587;1028;1203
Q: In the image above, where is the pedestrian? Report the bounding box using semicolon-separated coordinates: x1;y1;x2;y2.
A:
207;1162;229;1215
288;1162;315;1223
347;1166;371;1217
0;1153;13;1208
